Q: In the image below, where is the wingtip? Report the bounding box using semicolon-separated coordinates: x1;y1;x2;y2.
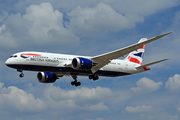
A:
161;32;173;37
164;58;169;61
157;58;169;62
166;31;173;34
154;32;172;40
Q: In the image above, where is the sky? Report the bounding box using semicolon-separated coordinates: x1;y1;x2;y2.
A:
0;0;180;120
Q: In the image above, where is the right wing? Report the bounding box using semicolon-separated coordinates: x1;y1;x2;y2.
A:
91;32;172;73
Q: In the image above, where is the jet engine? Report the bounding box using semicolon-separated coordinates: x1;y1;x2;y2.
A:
37;72;57;83
72;57;93;70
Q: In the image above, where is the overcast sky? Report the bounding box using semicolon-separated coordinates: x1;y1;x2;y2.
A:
0;0;180;120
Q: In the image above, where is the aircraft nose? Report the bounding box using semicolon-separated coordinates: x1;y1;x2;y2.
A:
5;59;9;65
5;59;11;66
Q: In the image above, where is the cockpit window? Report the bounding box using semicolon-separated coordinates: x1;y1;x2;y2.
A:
10;55;17;58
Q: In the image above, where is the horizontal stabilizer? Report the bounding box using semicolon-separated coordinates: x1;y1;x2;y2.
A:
136;59;169;69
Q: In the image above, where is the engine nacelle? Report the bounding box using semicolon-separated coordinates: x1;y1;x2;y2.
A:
72;57;93;70
37;72;57;83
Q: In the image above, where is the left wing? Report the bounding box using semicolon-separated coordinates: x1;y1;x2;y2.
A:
90;32;172;73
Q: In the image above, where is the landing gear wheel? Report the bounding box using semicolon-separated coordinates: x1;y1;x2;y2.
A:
71;81;76;86
17;69;24;78
89;75;93;80
19;73;24;78
71;75;81;87
75;82;81;87
93;76;99;81
89;75;99;81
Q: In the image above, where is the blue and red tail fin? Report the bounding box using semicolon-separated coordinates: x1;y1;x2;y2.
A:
125;38;147;65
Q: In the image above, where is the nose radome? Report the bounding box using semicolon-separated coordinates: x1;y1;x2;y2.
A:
5;59;10;66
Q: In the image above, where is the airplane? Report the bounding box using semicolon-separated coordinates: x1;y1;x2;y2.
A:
5;32;172;87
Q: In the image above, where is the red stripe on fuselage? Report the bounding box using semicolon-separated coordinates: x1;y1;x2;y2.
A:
21;53;41;56
128;56;142;65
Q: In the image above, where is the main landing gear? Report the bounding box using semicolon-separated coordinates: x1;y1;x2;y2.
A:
71;75;81;87
17;69;24;78
70;75;99;87
89;75;99;81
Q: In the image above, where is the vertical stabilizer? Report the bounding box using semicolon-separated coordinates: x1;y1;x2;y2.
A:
125;38;147;65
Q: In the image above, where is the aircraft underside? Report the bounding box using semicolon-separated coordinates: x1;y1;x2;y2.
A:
7;64;131;77
6;64;131;87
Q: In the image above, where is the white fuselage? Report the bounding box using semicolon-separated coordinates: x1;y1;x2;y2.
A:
5;51;145;77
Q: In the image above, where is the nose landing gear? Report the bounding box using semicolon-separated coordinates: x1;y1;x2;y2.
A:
19;73;24;78
17;69;24;78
